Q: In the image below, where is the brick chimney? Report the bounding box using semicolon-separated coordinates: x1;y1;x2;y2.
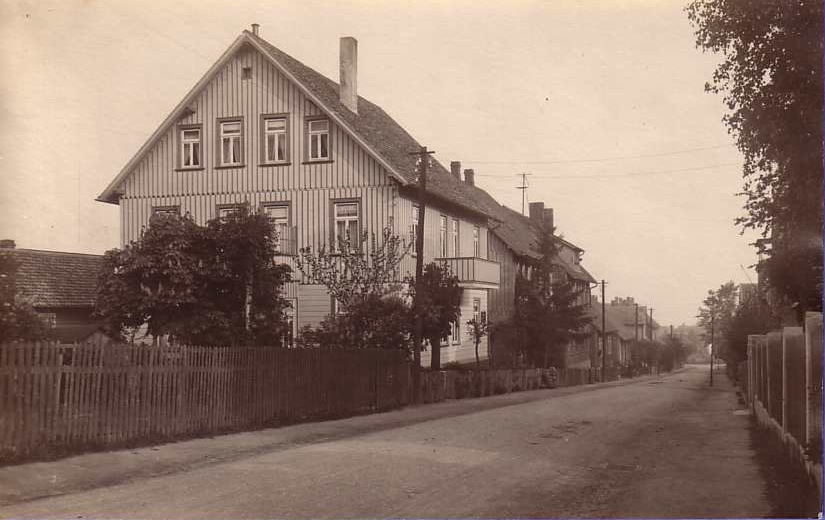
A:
251;23;260;36
0;239;15;249
543;208;554;231
463;168;475;186
450;161;461;180
529;202;544;223
339;37;358;113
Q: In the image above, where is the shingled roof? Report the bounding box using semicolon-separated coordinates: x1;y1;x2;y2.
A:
6;249;102;308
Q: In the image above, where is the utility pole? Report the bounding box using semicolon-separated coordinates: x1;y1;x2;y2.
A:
601;280;607;381
409;145;434;404
670;324;673;340
515;173;531;215
709;313;715;387
649;308;654;340
634;303;639;342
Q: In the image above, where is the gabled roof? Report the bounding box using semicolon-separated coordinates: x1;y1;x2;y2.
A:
6;249;102;308
97;30;493;218
589;304;634;340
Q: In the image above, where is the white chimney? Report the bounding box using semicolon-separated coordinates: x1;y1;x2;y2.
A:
251;23;260;36
339;37;358;113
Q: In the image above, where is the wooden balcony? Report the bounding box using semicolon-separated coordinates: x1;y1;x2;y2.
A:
434;256;500;289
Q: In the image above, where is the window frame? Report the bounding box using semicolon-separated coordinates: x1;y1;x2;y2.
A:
152;205;181;216
410;204;420;256
439;215;448;257
261;202;292;255
473;225;480;257
216;117;244;168
331;198;361;252
177;124;203;170
451;313;461;345
216;203;243;221
305;117;331;162
451;218;460;256
260;113;290;166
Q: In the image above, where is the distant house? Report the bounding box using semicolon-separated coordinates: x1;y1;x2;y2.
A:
1;240;105;341
483;200;598;368
589;299;633;369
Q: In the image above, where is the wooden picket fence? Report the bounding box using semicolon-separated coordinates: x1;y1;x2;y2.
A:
0;340;410;462
746;312;822;465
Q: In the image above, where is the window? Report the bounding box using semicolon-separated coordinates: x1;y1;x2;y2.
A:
217;204;242;220
439;215;447;257
219;119;243;166
333;201;359;251
410;205;419;254
451;218;460;256
307;118;330;161
473;298;481;322
263;204;290;254
179;126;201;169
262;116;288;164
451;314;461;345
473;226;480;257
152;206;180;216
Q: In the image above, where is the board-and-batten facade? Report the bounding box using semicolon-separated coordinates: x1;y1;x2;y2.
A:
98;28;500;365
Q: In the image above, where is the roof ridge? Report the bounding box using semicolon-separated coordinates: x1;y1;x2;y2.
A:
9;248;104;258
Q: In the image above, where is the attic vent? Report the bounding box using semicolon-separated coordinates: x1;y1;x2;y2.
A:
242;66;252;80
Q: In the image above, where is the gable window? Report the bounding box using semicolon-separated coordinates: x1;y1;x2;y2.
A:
307;118;330;161
218;119;243;166
439;215;447;257
179;126;201;169
451;218;460;256
333;201;360;251
410;205;419;254
263;204;290;254
473;226;480;257
262;116;288;164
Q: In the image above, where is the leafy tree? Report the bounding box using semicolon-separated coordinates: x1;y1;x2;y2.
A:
687;0;823;315
724;289;773;375
511;225;590;368
96;206;292;346
697;281;738;360
466;317;489;368
0;251;50;341
406;262;462;370
297;293;411;352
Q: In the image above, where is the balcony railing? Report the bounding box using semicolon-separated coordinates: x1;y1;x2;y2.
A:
434;256;500;289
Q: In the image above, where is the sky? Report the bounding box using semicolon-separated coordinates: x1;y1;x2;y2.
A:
0;0;760;327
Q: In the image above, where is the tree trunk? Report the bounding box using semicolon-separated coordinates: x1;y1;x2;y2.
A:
475;339;480;368
430;337;441;370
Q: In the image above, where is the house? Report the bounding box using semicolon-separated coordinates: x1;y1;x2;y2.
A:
0;240;105;340
479;199;598;368
96;25;501;364
589;299;633;369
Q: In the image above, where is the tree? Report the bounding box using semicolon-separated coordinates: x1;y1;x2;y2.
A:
406;262;462;370
295;225;412;351
724;289;773;378
0;251;50;342
511;225;590;368
295;225;409;312
697;281;738;361
687;0;823;315
96;206;292;346
466;317;489;368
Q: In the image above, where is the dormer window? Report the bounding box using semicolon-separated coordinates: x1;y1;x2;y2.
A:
307;118;330;161
179;126;201;169
218;119;243;166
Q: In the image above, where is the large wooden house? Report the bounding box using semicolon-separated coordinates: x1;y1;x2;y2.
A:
97;26;501;364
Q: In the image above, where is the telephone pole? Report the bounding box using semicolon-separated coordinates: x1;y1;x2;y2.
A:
409;145;434;404
634;303;639;343
515;173;531;215
601;280;607;380
709;313;715;387
648;308;654;340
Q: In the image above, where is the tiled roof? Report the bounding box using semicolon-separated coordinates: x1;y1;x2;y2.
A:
250;32;496;217
6;249;102;308
589;304;633;340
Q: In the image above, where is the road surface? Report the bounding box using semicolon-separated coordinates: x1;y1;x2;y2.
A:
2;365;779;518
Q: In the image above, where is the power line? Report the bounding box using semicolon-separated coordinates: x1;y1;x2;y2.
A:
475;162;740;180
464;144;736;165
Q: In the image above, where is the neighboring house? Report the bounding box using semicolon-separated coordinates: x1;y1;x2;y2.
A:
96;26;500;364
481;199;598;368
1;240;105;340
589;299;633;369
